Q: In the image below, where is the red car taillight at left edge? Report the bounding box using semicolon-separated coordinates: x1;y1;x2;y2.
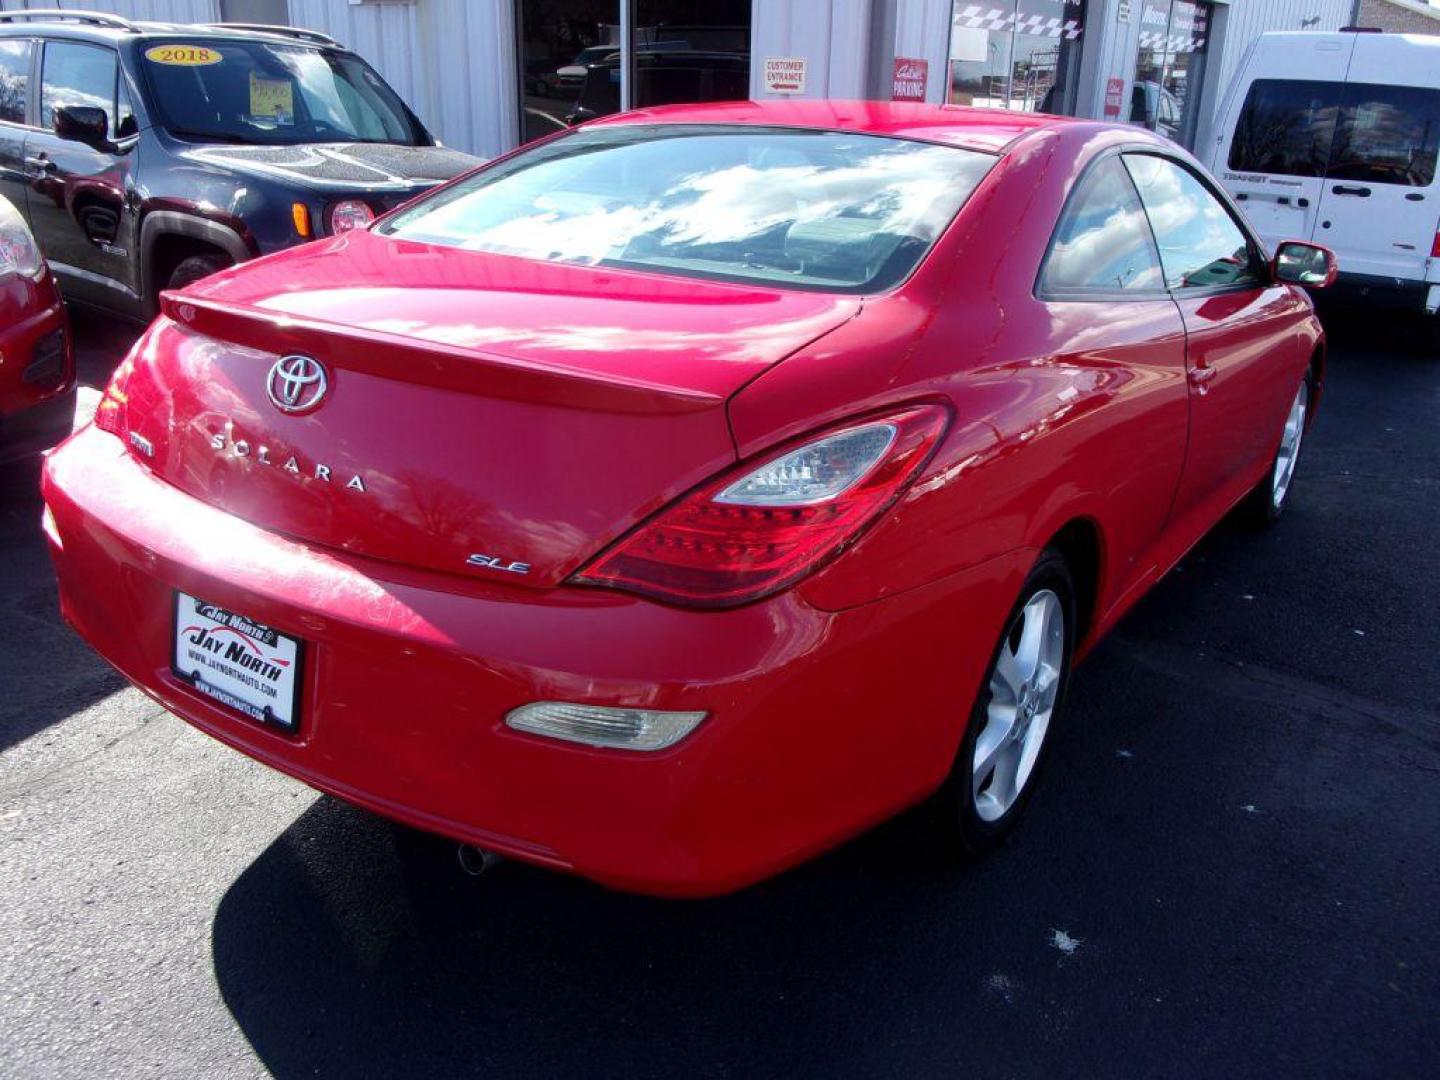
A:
91;353;134;438
573;403;951;608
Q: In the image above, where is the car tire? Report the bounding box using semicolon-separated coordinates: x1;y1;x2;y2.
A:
1243;370;1312;527
166;253;231;293
938;549;1076;857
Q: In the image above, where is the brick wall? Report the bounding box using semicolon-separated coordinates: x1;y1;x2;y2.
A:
1357;0;1440;34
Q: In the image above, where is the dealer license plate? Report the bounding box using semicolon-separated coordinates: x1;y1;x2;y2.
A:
171;592;305;731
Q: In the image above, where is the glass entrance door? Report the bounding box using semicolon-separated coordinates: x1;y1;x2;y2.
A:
1130;0;1211;148
947;1;1088;115
517;0;621;145
517;0;750;148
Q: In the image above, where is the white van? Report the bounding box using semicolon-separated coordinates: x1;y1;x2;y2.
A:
1210;31;1440;333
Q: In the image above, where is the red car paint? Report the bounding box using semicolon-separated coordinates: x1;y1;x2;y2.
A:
41;102;1323;896
0;260;71;420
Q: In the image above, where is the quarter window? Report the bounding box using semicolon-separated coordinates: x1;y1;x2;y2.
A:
0;39;31;125
1040;156;1164;295
1122;154;1261;290
41;42;117;135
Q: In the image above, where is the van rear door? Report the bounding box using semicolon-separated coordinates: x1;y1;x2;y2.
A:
1214;34;1353;254
1309;35;1440;284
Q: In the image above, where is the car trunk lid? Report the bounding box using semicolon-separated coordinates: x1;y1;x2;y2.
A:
120;233;861;587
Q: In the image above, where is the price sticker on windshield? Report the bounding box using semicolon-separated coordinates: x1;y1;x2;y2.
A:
145;45;223;66
249;73;295;124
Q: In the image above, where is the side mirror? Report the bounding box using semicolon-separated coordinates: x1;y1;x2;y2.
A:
53;105;112;151
1273;241;1338;288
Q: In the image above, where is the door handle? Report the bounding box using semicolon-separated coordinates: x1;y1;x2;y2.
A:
1188;365;1217;389
23;155;55;174
1331;184;1371;197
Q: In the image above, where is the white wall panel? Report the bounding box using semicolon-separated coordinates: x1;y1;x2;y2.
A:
751;0;876;99
0;0;220;21
286;0;516;158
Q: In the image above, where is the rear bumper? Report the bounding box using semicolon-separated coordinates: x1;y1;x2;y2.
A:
0;277;71;419
42;424;1029;896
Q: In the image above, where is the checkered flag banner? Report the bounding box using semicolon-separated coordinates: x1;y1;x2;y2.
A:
1136;29;1208;53
953;5;1083;40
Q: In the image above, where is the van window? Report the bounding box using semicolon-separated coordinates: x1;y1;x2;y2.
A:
1229;78;1440;188
1228;79;1340;178
1040;156;1164;296
0;39;31;125
1330;83;1440;188
1123;154;1262;291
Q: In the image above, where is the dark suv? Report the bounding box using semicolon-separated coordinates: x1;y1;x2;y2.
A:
0;10;478;320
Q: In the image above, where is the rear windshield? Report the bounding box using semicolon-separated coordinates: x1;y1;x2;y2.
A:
378;125;995;294
140;38;424;146
1229;78;1440;187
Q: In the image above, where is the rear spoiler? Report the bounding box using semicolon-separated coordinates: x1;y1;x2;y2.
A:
158;293;723;416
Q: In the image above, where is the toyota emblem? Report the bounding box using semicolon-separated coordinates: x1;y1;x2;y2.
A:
266;355;329;414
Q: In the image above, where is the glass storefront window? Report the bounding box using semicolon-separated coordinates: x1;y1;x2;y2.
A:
1130;0;1211;147
947;1;1087;115
517;0;621;145
618;0;751;119
518;1;751;146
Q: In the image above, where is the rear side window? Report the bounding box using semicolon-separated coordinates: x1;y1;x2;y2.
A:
1228;79;1340;178
1040;157;1164;296
1330;83;1440;187
41;42;117;135
1123;155;1263;291
0;39;31;125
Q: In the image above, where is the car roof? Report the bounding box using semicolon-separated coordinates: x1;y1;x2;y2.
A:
0;15;346;50
588;99;1083;153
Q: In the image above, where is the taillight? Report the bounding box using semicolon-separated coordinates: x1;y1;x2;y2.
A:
573;404;949;608
328;200;376;235
92;355;134;437
1431;225;1440;259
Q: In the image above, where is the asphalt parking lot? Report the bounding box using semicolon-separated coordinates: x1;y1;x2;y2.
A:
2;312;1437;1079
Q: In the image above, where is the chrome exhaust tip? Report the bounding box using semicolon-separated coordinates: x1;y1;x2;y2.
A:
456;843;505;877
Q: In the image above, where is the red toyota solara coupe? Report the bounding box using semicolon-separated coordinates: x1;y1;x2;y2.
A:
1;196;72;424
42;102;1335;896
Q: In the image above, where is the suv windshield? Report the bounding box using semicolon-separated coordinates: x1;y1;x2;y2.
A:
379;125;995;294
140;39;424;146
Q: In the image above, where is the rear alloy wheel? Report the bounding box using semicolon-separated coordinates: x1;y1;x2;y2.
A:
1245;372;1311;526
941;551;1075;856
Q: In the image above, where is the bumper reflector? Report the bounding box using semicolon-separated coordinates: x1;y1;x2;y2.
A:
505;702;705;752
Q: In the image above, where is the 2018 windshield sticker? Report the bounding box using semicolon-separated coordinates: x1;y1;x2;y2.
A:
145;45;223;66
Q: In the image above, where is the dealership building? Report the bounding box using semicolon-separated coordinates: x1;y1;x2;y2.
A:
3;0;1438;158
